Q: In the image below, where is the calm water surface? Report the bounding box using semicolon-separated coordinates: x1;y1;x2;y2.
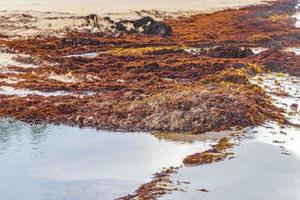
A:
0;119;210;200
163;133;300;200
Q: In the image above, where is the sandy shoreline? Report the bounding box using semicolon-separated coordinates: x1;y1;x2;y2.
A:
0;0;299;199
1;0;298;133
1;0;269;15
0;0;271;38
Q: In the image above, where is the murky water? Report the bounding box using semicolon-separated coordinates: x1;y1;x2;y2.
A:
0;119;211;200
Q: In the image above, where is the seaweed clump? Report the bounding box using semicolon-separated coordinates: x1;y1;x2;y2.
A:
122;68;284;133
183;137;233;165
119;167;181;200
0;67;285;134
255;49;300;76
0;0;297;134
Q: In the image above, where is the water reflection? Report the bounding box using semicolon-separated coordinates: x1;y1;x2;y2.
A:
30;124;48;145
0;119;48;154
151;131;228;144
163;136;300;200
163;73;300;199
0;119;211;200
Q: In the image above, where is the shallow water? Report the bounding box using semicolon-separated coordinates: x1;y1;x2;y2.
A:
0;2;299;200
0;119;211;200
162;73;300;199
254;73;300;125
0;0;266;15
162;134;300;200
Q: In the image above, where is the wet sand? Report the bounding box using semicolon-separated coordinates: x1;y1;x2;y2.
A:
162;73;300;199
122;71;300;199
163;137;300;200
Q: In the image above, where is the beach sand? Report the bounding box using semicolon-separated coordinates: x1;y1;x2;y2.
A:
0;0;270;38
1;0;268;15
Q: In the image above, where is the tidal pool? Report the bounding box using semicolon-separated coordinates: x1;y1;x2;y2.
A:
0;119;211;200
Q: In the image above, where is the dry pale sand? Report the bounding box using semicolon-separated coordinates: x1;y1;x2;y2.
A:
1;0;269;15
0;0;271;38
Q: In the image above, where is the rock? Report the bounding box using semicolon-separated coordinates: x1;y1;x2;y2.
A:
84;14;99;28
132;16;155;28
208;46;254;58
143;21;172;36
103;16;114;24
132;17;172;36
243;48;255;57
114;21;127;32
115;16;172;36
84;16;172;36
